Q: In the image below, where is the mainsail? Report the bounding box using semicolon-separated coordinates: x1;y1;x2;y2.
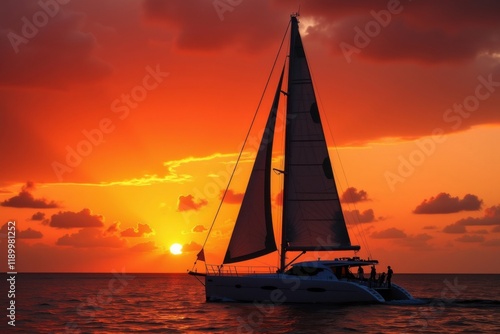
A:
222;69;284;264
222;15;359;267
282;16;359;253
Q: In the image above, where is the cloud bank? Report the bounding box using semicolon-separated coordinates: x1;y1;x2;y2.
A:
413;193;482;214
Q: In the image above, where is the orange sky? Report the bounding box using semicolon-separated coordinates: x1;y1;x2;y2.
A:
1;0;500;273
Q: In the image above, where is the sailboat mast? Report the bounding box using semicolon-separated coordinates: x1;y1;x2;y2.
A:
280;14;299;272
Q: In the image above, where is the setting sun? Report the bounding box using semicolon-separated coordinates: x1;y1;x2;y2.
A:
170;243;183;255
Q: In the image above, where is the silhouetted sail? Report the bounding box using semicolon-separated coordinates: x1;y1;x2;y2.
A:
223;69;284;264
282;16;359;252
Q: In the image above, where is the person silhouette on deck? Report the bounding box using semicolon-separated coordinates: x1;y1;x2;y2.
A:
369;265;376;287
387;266;393;289
378;272;386;287
357;266;364;280
370;265;376;280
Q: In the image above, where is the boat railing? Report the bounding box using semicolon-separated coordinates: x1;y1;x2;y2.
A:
206;264;279;276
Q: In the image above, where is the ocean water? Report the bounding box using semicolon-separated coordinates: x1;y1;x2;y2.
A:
2;273;499;333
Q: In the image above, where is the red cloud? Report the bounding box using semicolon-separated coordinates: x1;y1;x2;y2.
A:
49;208;104;228
56;228;126;248
192;225;207;233
413;193;482;214
177;195;208;212
221;189;244;204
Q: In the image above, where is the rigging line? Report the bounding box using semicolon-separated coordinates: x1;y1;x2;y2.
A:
328;133;373;258
195;19;292;265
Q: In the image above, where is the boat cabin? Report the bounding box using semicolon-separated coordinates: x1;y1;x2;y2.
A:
285;257;378;281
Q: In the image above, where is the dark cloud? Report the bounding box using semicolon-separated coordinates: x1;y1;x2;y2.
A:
0;222;42;239
396;233;433;249
341;187;369;203
18;227;43;239
142;0;285;53
0;0;112;89
413;193;482;214
192;225;207;233
345;209;377;223
371;226;433;248
49;208;104;228
177;195;208;212
121;223;154;237
454;205;500;226
31;211;46;221
371;227;406;239
443;224;467;234
143;0;500;64
56;228;126;248
1;181;59;208
296;0;500;64
443;205;500;234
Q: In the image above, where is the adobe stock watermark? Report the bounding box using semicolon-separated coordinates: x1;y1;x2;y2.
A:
339;0;404;64
51;64;169;181
64;268;135;333
213;0;243;21
385;73;500;192
7;0;71;54
180;110;294;224
408;276;467;330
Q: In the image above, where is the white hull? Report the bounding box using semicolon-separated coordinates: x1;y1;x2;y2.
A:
205;274;412;304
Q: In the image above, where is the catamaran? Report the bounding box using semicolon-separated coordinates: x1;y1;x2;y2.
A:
189;14;413;304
